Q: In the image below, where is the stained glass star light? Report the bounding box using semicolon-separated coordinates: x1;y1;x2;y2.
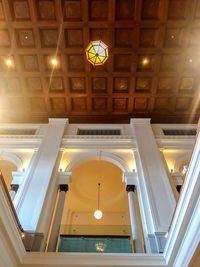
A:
86;40;108;66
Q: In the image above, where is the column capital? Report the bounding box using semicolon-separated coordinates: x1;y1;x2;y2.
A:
58;171;72;185
126;184;135;192
59;184;68;192
10;184;19;192
11;171;25;185
122;171;137;186
171;172;184;186
130;118;151;125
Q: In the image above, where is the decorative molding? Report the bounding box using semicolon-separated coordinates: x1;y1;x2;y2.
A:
0;185;26;264
12;171;25;185
123;172;138;185
0;136;42;149
164;131;200;267
48;118;69;125
61;136;136;150
126;184;135;192
0;133;194;151
59;184;68;192
66;151;130;172
22;252;166;266
156;136;195;149
0;151;23;171
171;173;184;186
131;118;151;125
58;172;72;185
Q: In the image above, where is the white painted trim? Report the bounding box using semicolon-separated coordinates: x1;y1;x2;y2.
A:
164;131;200;266
58;172;72;185
48;118;69;125
122;172;138;185
22;252;166;266
156;136;195;149
0;151;23;171
61;136;136;149
131;118;151;124
0;121;199;267
0;134;194;150
11;171;25;185
66;151;130;172
0;135;42;149
0;185;26;264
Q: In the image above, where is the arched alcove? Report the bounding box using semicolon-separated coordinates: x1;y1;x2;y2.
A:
61;160;131;236
65;151;130;173
0;151;23;171
0;160;17;191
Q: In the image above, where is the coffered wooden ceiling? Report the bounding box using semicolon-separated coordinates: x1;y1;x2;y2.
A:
0;0;200;123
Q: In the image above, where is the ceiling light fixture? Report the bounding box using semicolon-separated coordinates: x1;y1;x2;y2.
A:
21;232;25;238
5;58;14;67
94;183;103;220
142;58;149;65
86;40;108;66
95;242;106;252
51;58;58;66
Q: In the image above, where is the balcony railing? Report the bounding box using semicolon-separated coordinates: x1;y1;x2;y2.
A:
57;224;133;253
0;171;44;252
58;236;132;253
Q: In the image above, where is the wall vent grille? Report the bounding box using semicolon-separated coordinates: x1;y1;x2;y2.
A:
77;129;121;135
163;129;196;136
0;129;36;135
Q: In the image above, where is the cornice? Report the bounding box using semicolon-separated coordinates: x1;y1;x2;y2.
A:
23;252;166;266
0;134;195;150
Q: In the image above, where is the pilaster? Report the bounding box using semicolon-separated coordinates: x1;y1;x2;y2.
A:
17;119;68;231
131;119;176;233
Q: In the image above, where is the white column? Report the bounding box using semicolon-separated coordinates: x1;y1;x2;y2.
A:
126;185;143;253
131;119;176;234
17;119;68;231
36;150;63;250
48;172;72;252
123;172;143;253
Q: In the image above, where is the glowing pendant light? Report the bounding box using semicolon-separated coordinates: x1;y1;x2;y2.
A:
94;183;103;220
86;40;108;66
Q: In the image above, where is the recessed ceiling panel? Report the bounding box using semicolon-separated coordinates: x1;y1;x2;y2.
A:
0;0;199;123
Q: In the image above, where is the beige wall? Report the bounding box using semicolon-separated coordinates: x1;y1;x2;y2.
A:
0;160;17;191
61;160;131;235
189;243;200;267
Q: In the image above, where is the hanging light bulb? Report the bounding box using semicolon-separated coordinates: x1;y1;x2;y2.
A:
94;210;103;220
94;183;103;220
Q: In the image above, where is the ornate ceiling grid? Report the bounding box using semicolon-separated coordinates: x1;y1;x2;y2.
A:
0;0;199;123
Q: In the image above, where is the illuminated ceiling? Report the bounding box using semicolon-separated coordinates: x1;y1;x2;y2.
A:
0;0;200;123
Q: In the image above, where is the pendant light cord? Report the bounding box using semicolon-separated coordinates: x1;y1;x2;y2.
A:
98;183;100;210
